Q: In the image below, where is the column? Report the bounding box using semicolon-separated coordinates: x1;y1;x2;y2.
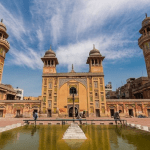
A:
135;103;138;117
53;60;55;66
145;28;147;35
141;102;144;114
123;103;126;115
50;60;51;66
116;104;119;112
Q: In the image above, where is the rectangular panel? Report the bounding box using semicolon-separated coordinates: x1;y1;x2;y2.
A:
67;98;79;103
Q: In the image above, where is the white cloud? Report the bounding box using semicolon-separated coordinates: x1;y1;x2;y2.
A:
30;0;150;43
0;3;26;41
8;47;43;70
0;0;150;71
56;32;141;72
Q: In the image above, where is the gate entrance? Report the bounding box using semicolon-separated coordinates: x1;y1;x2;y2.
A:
110;109;114;117
96;109;100;117
147;109;150;117
17;110;20;116
33;110;37;113
48;109;51;117
69;107;78;117
129;109;133;116
0;110;3;117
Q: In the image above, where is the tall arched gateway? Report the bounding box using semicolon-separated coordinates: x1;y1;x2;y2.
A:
69;107;78;117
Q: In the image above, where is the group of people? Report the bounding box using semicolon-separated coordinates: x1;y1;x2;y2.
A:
32;111;122;125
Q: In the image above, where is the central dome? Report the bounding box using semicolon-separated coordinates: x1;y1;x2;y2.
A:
89;45;101;56
44;46;56;57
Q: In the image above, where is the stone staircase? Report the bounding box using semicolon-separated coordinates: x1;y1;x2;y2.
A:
63;123;87;139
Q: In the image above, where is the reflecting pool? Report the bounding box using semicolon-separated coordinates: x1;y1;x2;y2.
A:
0;125;150;150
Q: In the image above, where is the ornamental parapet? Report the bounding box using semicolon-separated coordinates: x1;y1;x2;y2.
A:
138;32;150;48
43;72;104;77
0;37;10;51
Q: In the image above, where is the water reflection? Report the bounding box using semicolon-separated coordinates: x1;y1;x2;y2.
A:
31;125;36;136
0;125;150;150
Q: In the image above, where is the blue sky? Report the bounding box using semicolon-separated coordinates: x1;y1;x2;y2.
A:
0;0;150;96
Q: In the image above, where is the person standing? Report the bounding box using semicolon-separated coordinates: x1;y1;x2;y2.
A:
33;111;38;125
114;111;122;125
34;112;38;121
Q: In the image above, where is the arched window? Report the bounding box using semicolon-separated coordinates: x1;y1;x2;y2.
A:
95;59;97;64
45;61;47;66
70;87;77;95
92;59;94;65
48;60;50;66
51;60;53;65
147;27;150;33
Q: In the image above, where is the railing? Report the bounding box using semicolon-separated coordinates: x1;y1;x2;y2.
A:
0;37;10;48
138;32;150;46
23;119;127;125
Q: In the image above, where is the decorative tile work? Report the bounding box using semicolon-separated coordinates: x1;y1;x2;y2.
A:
59;78;87;88
95;100;99;108
68;98;79;103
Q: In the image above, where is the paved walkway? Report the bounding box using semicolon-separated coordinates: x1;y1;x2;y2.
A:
0;117;149;127
124;117;150;127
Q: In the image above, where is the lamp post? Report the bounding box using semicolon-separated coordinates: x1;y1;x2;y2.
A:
70;87;77;122
73;92;75;121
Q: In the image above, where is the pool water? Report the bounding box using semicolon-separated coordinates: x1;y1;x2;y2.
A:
0;125;150;150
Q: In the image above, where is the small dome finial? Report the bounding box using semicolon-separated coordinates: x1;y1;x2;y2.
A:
145;13;147;18
93;44;95;49
50;45;52;50
1;19;3;22
70;64;75;73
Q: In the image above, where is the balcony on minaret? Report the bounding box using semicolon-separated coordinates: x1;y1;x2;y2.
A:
138;16;150;48
138;14;150;79
0;19;10;83
0;20;10;52
0;37;10;51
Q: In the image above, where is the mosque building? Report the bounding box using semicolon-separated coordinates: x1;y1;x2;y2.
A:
0;15;150;118
41;45;107;117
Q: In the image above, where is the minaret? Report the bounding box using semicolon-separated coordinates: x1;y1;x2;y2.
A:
0;19;10;83
138;14;150;79
41;46;59;73
86;44;105;72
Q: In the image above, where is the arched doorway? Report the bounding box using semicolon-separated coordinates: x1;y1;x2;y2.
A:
69;107;78;117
